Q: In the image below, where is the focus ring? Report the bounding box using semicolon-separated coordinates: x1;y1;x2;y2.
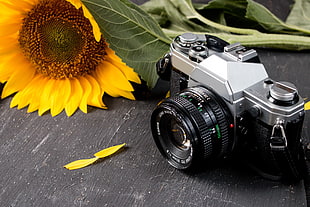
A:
207;99;230;157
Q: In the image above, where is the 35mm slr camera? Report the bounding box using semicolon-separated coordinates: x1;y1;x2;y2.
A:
151;33;305;181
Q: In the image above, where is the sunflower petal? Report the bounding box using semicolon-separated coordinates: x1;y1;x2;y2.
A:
10;75;41;109
0;42;19;57
49;79;71;116
65;78;83;116
305;101;310;111
10;91;23;108
0;35;17;47
0;23;20;37
101;82;135;100
96;61;134;92
1;58;35;98
27;102;40;113
85;74;107;109
93;68;135;100
64;157;98;170
78;76;92;113
0;0;34;13
27;75;48;113
0;2;22;19
64;143;126;170
0;52;23;83
105;47;141;84
38;79;56;116
81;5;101;42
94;143;126;158
65;0;82;9
115;89;135;100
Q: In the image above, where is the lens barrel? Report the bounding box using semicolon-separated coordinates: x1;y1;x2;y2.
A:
151;86;234;169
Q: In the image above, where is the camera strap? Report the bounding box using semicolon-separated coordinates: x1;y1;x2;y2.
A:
269;122;301;180
301;142;310;206
269;122;310;205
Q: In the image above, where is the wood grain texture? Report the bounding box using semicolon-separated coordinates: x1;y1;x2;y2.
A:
0;0;309;206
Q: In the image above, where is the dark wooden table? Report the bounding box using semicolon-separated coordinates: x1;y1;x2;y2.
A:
0;0;309;206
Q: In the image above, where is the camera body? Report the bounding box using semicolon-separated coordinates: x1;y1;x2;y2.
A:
151;33;305;180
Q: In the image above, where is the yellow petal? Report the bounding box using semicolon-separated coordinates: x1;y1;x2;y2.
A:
85;74;107;109
0;22;20;37
0;36;17;47
50;79;71;117
0;0;34;13
64;157;98;170
105;47;141;84
0;52;25;84
305;101;310;111
27;75;48;113
65;78;83;116
0;2;23;19
0;42;19;56
96;61;134;92
100;82;135;100
65;0;82;9
78;76;92;113
1;58;35;98
81;5;101;42
10;91;22;108
38;79;56;116
94;143;126;158
64;143;126;170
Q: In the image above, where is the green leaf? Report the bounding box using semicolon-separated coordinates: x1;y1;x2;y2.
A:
142;0;310;50
245;0;310;35
213;32;310;50
142;0;259;36
194;0;310;35
141;0;217;35
82;0;171;88
286;0;310;30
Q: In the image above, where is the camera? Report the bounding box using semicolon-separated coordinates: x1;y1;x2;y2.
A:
151;33;305;181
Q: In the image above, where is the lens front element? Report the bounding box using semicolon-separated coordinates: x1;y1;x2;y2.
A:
153;106;194;169
169;118;191;150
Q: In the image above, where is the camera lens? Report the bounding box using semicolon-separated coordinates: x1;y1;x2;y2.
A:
151;86;234;169
169;119;190;149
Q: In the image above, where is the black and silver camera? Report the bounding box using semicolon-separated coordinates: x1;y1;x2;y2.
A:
151;33;306;181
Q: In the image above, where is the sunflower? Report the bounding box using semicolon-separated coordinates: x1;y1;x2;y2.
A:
0;0;141;116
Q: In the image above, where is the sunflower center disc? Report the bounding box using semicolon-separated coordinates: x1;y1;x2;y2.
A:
18;0;106;79
41;19;83;63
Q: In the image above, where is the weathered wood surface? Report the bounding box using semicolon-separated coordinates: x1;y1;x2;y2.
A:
0;0;309;206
